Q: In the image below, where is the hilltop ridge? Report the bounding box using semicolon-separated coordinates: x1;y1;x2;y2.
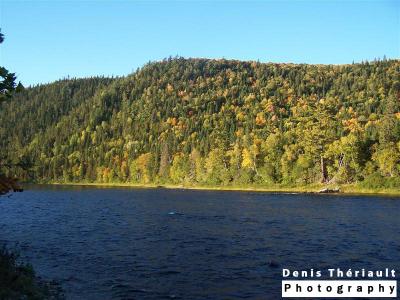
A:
1;58;399;190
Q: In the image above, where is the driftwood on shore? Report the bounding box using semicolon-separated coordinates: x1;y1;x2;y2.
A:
318;187;341;193
0;176;23;195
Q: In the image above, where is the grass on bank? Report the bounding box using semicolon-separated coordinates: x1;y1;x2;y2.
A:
43;180;400;196
0;246;64;300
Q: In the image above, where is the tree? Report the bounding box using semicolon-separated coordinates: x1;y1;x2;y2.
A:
373;144;400;177
1;57;399;189
0;29;25;194
260;132;285;183
158;142;170;180
294;103;340;183
189;148;205;183
325;134;363;183
0;29;22;103
169;153;190;184
136;153;153;183
227;142;242;182
205;148;229;185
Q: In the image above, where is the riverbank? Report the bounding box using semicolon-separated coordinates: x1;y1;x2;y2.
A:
1;183;63;299
0;176;23;195
0;246;64;299
34;181;400;196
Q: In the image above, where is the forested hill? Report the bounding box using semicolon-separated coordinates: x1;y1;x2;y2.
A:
1;58;399;189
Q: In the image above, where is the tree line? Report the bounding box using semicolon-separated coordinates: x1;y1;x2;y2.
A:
0;57;399;189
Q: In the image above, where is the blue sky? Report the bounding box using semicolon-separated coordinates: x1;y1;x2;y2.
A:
0;0;399;86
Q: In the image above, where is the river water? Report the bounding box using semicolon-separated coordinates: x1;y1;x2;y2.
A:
0;186;399;299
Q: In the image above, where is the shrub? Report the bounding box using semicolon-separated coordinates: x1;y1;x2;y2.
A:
0;246;64;299
360;172;400;189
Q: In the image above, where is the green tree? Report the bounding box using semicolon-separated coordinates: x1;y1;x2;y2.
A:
373;143;400;177
0;29;22;103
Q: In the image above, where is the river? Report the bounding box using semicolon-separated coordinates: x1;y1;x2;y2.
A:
0;186;399;299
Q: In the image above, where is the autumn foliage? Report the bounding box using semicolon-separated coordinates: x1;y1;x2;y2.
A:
0;58;399;188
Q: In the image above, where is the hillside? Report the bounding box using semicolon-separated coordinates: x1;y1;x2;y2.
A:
0;58;399;190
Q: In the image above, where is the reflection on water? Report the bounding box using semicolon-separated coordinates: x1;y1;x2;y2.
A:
0;186;399;299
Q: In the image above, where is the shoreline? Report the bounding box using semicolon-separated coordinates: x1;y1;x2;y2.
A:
23;182;400;196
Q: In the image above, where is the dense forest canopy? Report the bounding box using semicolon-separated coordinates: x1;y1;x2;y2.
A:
0;58;399;188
